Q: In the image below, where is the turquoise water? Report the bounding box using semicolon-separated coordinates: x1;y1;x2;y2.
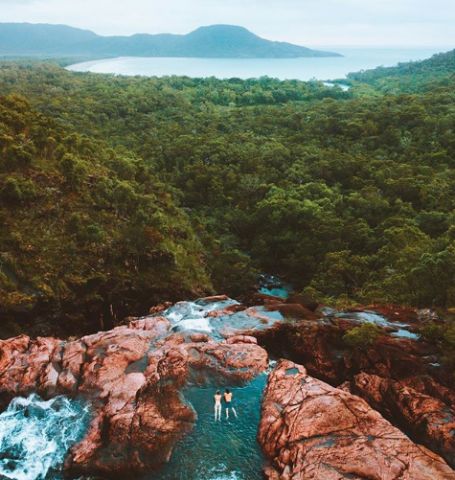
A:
151;374;268;480
67;47;448;80
258;274;292;299
0;378;267;480
0;394;91;480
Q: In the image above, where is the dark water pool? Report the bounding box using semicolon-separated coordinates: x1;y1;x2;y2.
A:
150;374;268;480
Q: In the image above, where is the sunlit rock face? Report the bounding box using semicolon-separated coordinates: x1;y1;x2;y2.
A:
0;303;269;478
258;360;455;480
349;372;455;469
249;304;455;468
0;294;454;480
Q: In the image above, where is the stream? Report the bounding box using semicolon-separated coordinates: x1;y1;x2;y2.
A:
0;277;424;480
0;394;90;480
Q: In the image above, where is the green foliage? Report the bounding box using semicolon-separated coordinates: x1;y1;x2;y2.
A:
0;176;36;203
0;53;454;335
348;49;455;93
420;320;455;369
0;94;211;333
343;323;382;349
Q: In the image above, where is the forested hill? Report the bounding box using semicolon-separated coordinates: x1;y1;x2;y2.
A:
348;48;455;92
0;23;340;58
0;52;454;338
0;93;211;337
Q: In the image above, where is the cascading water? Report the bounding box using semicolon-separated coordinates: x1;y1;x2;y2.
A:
334;310;420;339
0;394;91;480
159;297;284;339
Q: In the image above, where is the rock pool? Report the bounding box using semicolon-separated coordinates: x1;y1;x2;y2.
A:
151;374;268;480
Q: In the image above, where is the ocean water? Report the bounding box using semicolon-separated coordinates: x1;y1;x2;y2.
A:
67;47;449;80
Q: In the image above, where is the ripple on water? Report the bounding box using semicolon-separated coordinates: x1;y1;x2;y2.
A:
150;374;268;480
0;394;91;480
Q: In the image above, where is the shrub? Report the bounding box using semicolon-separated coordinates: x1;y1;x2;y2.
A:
343;322;382;349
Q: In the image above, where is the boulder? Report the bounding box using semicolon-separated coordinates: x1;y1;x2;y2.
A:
286;293;319;311
265;303;319;320
226;335;258;345
352;372;455;468
258;360;455;480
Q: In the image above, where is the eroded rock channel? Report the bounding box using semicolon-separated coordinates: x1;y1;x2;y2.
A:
0;294;454;480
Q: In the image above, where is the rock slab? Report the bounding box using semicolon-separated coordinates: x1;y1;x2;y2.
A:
258;359;455;480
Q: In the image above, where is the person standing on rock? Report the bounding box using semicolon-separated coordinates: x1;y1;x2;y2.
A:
224;388;238;420
214;390;222;421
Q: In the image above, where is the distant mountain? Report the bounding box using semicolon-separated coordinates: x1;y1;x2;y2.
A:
0;23;341;58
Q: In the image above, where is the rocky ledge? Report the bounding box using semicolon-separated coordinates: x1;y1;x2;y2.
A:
259;359;455;480
250;302;455;468
0;295;454;479
0;315;267;477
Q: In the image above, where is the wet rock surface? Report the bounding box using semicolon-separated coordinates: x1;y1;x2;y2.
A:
0;294;454;479
258;359;455;480
250;311;455;465
0;313;268;477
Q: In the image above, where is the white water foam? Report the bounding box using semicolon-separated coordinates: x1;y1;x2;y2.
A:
159;298;284;338
0;394;91;480
207;464;243;480
337;310;420;340
161;298;239;333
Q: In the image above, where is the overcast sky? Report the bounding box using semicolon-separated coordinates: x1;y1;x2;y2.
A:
1;0;454;47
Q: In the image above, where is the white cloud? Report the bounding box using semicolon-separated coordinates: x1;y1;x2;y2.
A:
1;0;454;46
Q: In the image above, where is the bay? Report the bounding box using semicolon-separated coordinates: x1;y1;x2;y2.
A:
67;47;449;80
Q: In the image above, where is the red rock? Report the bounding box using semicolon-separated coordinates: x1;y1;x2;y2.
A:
248;292;284;305
128;315;170;333
286;293;319;311
352;372;455;468
226;335;258;345
251;316;455;467
259;360;455;480
184;341;268;383
206;303;246;317
199;294;230;303
148;302;173;315
189;333;210;343
0;319;268;477
265;302;318;320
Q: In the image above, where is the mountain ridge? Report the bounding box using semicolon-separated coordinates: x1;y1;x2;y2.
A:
0;22;341;58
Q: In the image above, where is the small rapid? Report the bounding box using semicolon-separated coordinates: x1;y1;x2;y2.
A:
0;394;91;480
334;310;421;340
159;297;284;339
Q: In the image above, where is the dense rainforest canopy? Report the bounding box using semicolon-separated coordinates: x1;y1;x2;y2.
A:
0;50;454;337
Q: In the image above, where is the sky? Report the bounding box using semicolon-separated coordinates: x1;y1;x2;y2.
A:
1;0;454;47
